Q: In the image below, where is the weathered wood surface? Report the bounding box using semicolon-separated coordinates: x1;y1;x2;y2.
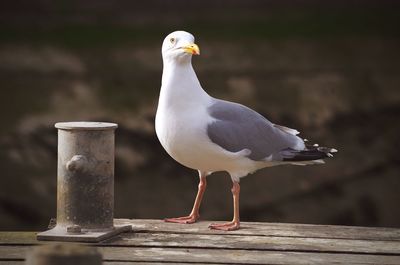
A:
115;219;400;241
1;219;400;265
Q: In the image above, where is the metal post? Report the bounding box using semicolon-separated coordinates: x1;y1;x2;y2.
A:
37;122;131;242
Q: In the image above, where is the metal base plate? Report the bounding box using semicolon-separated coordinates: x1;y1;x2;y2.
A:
37;225;132;243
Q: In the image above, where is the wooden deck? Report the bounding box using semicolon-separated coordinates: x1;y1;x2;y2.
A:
1;219;400;264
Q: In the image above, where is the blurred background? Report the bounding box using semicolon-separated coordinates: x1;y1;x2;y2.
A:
1;0;399;231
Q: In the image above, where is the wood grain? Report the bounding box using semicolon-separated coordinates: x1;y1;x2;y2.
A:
105;232;400;254
1;245;400;265
116;219;400;241
1;219;400;264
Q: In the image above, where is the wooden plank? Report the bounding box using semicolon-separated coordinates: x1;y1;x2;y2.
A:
102;263;227;265
1;220;400;264
0;260;242;265
1;245;400;265
0;260;233;265
115;219;400;241
103;232;400;255
2;231;400;255
0;232;36;245
0;262;232;265
0;262;235;265
2;220;400;245
0;258;226;265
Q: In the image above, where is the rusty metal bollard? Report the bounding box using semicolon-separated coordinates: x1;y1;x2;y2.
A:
37;122;131;242
26;243;102;265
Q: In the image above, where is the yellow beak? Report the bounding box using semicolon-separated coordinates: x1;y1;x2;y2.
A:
182;43;200;55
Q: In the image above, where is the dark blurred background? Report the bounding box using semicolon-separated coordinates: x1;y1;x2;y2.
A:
1;0;399;231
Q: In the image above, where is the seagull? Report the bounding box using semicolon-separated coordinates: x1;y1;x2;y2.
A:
155;31;337;231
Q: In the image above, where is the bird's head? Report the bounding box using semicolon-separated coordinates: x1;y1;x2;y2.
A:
161;31;200;64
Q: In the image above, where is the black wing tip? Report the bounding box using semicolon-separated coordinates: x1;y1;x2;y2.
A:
282;145;338;162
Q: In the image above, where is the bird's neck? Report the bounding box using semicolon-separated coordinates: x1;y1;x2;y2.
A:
159;61;210;109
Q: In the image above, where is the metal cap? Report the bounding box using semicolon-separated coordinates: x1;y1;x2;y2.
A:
55;122;118;130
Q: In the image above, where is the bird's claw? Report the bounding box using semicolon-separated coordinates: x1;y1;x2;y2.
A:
164;215;199;224
208;221;240;231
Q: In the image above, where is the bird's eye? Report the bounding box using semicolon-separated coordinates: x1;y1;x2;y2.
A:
170;37;176;44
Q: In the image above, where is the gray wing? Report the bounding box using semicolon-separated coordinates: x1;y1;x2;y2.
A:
207;99;303;161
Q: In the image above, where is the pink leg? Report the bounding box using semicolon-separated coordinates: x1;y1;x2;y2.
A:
165;174;207;224
209;181;240;231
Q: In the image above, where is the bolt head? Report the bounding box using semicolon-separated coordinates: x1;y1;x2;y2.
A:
67;225;82;234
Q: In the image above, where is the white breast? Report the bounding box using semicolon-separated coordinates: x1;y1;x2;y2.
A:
156;101;215;169
156;102;267;179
